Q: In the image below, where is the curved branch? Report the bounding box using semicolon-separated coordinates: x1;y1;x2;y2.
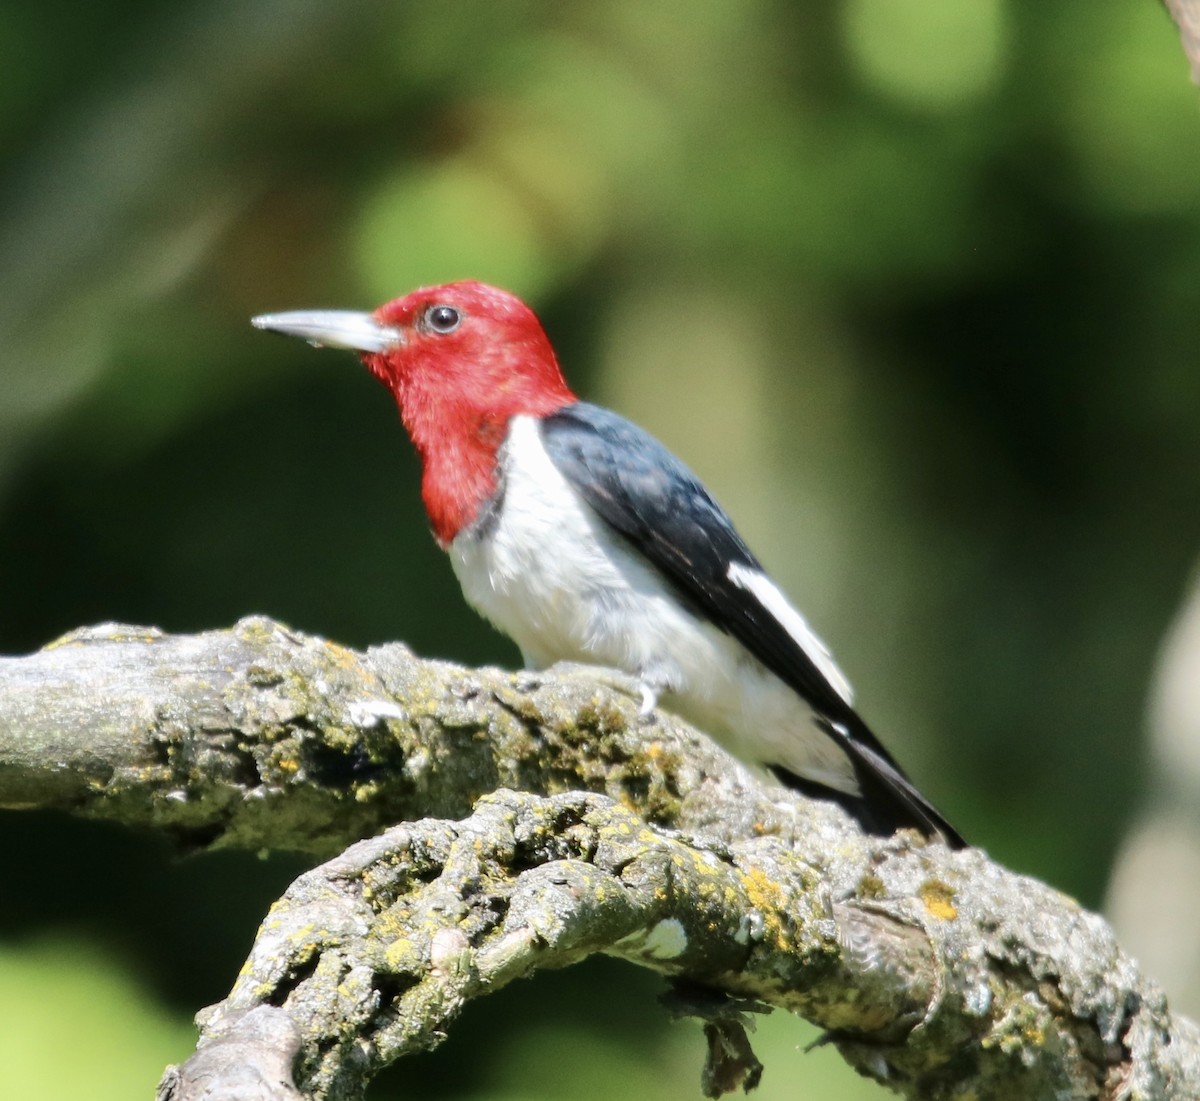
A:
159;787;1200;1101
3;619;1199;1099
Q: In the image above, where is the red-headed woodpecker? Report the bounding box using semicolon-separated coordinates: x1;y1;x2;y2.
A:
253;281;964;847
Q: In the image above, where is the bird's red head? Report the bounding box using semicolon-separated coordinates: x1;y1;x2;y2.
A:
255;281;576;544
359;281;576;543
364;281;572;419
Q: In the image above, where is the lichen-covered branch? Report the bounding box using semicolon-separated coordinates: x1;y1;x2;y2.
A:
156;786;1200;1101
3;618;1199;1100
162;789;927;1101
0;616;711;854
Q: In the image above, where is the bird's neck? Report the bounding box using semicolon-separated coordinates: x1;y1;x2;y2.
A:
395;373;574;546
414;415;505;546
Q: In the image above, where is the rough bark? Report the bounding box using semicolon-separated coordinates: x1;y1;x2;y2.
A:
1;617;1197;1100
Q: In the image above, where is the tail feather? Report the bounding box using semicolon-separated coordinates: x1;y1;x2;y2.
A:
771;717;966;849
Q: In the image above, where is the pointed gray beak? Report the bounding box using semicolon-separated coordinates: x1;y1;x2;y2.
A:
251;310;402;353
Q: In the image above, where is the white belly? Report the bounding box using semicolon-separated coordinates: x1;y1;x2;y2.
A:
449;416;857;793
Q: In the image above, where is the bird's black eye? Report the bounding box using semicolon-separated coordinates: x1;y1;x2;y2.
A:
425;305;461;334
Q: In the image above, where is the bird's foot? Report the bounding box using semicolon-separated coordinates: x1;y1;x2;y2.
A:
637;682;659;718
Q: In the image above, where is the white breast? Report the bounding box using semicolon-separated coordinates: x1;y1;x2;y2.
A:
449;415;858;793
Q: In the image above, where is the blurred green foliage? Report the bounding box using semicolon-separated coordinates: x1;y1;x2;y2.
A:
2;2;1199;1098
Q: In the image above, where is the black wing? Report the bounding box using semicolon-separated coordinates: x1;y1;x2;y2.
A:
540;402;964;847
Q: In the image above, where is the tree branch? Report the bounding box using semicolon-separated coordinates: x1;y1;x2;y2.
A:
0;615;708;854
3;618;1198;1099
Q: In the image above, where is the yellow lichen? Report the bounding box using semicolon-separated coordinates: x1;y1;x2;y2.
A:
919;880;958;921
323;641;363;670
740;867;788;949
383;937;417;971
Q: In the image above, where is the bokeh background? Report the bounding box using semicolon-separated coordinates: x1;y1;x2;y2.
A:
3;2;1200;1098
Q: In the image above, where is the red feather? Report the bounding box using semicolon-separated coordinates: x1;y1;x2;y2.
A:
360;282;575;545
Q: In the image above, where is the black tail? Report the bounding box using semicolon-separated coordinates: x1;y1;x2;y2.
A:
770;717;966;849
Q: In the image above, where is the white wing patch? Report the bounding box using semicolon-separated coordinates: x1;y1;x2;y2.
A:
726;562;855;705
